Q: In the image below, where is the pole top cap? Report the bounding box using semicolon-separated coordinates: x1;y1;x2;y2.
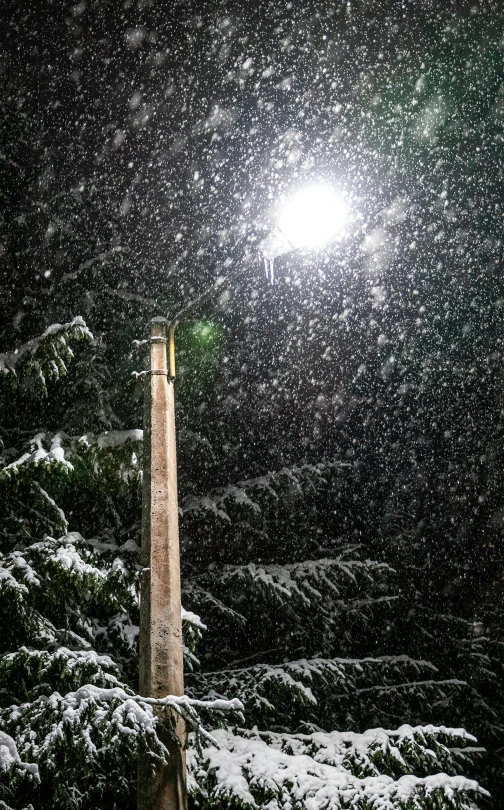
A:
151;316;168;325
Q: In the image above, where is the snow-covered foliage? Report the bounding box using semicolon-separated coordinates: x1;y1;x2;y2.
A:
0;323;488;807
0;730;39;810
1;683;240;809
189;656;470;735
182;546;398;672
0;731;38;780
1;429;143;484
189;727;487;810
0;343;487;810
181;462;349;564
0;318;92;394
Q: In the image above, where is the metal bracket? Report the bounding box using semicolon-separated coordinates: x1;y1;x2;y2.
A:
132;370;175;379
150;336;167;344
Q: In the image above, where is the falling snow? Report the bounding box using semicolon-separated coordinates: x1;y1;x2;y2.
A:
1;1;504;808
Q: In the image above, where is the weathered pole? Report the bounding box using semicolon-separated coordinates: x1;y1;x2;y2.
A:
138;317;187;810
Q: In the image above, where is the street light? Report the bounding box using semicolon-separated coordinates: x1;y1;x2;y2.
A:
259;183;349;280
138;184;348;810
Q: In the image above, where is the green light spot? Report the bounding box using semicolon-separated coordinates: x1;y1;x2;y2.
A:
192;320;221;344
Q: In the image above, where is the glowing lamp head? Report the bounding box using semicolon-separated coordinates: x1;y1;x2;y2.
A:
278;184;348;251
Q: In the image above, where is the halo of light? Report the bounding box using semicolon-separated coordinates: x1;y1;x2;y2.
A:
278;184;349;250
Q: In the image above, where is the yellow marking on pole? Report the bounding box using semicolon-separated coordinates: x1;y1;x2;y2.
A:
169;327;176;378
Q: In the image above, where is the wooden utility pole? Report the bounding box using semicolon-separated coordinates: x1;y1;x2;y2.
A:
138;317;187;810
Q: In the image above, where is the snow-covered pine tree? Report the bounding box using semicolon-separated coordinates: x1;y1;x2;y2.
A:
389;594;504;804
180;471;490;809
363;415;504;779
0;321;487;810
0;322;241;810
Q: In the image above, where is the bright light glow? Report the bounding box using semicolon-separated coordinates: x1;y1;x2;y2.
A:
278;184;349;250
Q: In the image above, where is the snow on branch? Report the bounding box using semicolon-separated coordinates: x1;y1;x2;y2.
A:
0;317;92;392
189;556;394;631
231;723;482;779
182;460;347;526
3;685;243;774
188;727;488;810
1;430;143;483
189;656;469;733
183;554;398;667
182;607;208;673
0;533;138;655
182;580;247;625
0;730;38;781
2;432;75;475
215;556;393;606
0;647;123;702
79;429;143;450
